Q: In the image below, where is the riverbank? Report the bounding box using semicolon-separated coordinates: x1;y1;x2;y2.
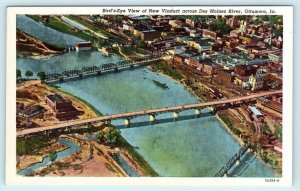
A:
25;15;103;46
17;137;68;172
47;83;103;116
147;60;206;102
147;59;281;176
216;110;282;176
47;83;158;176
17;29;65;56
32;134;127;177
16;80;98;128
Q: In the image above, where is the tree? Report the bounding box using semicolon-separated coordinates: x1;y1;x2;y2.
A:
106;128;121;145
16;69;22;79
273;28;283;38
263;122;272;134
37;72;46;82
25;70;33;79
96;131;105;143
274;123;282;142
49;152;57;164
210;19;232;34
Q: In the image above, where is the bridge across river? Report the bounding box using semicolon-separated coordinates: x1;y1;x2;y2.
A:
215;143;251;177
44;57;161;83
16;90;282;138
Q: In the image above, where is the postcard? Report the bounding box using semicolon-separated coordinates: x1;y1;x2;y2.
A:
6;6;293;186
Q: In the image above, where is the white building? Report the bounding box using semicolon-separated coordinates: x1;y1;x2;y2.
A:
249;68;264;91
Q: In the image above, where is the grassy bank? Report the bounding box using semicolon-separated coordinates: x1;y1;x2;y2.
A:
149;60;183;80
118;136;159;177
26;15;107;47
218;113;242;137
46;83;102;116
65;15;126;44
17;136;54;155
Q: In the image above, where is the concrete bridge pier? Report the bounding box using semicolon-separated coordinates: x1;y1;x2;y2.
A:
223;173;228;177
149;114;156;122
105;119;111;125
173;111;179;120
124;118;131;126
195;108;201;117
235;159;240;166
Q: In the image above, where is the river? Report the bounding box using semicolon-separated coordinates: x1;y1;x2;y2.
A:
18;138;80;176
16;15;276;177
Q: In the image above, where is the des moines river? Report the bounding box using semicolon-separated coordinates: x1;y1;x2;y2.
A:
16;15;276;177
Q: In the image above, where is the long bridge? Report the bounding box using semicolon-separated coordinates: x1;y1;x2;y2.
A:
44;57;161;83
16;90;282;138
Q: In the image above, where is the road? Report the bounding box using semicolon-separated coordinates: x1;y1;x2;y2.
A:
16;90;282;137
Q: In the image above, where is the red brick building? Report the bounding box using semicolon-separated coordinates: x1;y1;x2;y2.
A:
45;94;79;121
234;65;257;76
217;70;235;85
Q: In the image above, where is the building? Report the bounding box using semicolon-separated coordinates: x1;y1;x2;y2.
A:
140;30;160;41
173;54;185;63
202;29;220;40
249;68;264;91
75;41;92;51
189;55;212;69
239;20;248;33
217;70;235;85
268;51;283;62
202;62;223;75
234;65;257;76
45;94;79;121
18;105;46;119
248;106;264;130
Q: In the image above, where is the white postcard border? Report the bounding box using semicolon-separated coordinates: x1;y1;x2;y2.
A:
6;6;293;186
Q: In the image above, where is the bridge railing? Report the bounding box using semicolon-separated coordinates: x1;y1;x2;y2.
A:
44;57;162;82
214;143;251;177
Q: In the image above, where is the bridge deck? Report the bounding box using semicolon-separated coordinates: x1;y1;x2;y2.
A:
44;58;161;83
16;90;282;137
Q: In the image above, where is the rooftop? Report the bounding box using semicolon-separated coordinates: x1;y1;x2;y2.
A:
249;106;263;116
46;94;65;103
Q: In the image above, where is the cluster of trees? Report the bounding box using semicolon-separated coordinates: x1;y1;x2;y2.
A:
16;69;46;82
209;19;232;34
274;123;282;142
259;15;283;25
16;69;33;82
96;127;121;146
